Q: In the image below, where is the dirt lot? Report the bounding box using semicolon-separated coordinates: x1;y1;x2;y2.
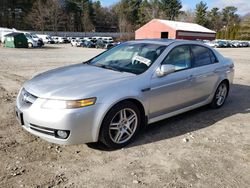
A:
0;44;249;188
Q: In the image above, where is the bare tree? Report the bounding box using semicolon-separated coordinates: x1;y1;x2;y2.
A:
112;2;133;33
47;0;64;33
177;9;195;23
82;12;94;32
25;0;49;32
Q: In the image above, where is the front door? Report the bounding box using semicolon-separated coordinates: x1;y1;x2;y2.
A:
148;45;195;119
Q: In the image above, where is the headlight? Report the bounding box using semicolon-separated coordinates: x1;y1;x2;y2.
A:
41;98;96;109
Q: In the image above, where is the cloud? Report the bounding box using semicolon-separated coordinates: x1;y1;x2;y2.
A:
181;4;192;12
211;0;250;15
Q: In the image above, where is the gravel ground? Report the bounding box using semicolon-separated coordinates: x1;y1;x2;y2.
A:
0;44;249;188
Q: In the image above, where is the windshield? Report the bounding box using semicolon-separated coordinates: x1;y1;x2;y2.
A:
31;33;38;39
88;43;166;74
25;33;32;38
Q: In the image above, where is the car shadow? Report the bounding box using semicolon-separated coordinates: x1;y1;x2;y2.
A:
38;45;62;50
87;84;250;151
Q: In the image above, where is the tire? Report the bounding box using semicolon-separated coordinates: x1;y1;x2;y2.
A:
210;81;229;109
99;101;141;149
28;43;33;48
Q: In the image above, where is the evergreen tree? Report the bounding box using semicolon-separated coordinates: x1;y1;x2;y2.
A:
160;0;182;20
64;0;82;31
0;0;36;29
208;7;222;31
0;0;245;35
81;0;94;32
195;1;209;27
138;0;161;26
113;0;142;32
222;6;239;28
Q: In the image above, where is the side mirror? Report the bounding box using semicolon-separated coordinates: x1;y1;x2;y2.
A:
156;64;175;77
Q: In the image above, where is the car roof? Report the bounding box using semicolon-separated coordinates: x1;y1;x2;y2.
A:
127;39;207;46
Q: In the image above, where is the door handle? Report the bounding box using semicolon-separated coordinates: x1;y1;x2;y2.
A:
213;70;221;73
196;74;208;79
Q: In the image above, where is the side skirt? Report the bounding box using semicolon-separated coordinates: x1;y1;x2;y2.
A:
148;100;210;124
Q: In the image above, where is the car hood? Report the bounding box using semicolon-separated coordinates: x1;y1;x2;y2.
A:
24;64;135;100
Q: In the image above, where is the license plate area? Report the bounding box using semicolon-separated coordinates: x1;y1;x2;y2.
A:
15;107;24;125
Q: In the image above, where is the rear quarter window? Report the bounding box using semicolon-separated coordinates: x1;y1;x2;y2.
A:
209;50;218;63
192;45;217;67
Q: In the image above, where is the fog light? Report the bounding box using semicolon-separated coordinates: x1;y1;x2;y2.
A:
56;130;69;139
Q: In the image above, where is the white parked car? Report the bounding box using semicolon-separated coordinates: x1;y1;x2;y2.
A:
92;36;102;40
71;39;84;47
22;32;43;47
58;37;69;43
67;37;73;41
25;35;39;48
84;37;92;41
37;34;54;44
75;37;84;41
91;36;102;42
28;37;38;47
204;40;216;48
102;37;114;43
51;36;59;43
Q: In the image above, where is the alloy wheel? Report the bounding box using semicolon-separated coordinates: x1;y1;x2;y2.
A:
216;83;228;106
109;108;138;144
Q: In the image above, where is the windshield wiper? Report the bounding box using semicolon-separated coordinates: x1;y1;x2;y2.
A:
82;60;90;64
95;64;123;72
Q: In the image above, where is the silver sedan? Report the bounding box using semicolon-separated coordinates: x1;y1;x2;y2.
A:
15;40;234;149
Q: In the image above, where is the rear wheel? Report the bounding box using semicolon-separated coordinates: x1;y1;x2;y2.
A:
210;81;229;108
99;101;141;149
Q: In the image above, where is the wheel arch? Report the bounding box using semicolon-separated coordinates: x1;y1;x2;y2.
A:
210;78;230;108
94;97;147;142
221;79;230;90
216;79;230;94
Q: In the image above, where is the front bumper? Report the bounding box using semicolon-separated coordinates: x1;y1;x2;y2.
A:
16;90;100;145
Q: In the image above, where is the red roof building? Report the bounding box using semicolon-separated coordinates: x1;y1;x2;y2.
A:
135;19;216;41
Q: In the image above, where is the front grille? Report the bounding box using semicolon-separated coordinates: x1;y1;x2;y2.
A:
18;88;37;108
29;124;55;136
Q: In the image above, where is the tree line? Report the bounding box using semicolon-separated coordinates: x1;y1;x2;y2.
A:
0;0;250;40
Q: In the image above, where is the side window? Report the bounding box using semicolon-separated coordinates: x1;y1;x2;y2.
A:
162;45;191;71
209;50;218;63
192;45;212;67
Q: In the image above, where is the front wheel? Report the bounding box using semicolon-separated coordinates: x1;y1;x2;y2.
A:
99;101;141;149
28;43;33;48
210;82;229;108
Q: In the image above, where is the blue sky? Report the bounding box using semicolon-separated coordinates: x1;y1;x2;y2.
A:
97;0;250;15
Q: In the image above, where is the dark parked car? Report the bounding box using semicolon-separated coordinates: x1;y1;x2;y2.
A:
83;40;95;48
241;42;249;47
215;41;228;48
96;39;114;49
37;39;44;46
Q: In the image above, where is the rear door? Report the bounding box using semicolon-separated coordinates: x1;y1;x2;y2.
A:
189;45;220;103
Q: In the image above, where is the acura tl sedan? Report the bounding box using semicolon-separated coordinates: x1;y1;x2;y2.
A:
15;40;234;149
